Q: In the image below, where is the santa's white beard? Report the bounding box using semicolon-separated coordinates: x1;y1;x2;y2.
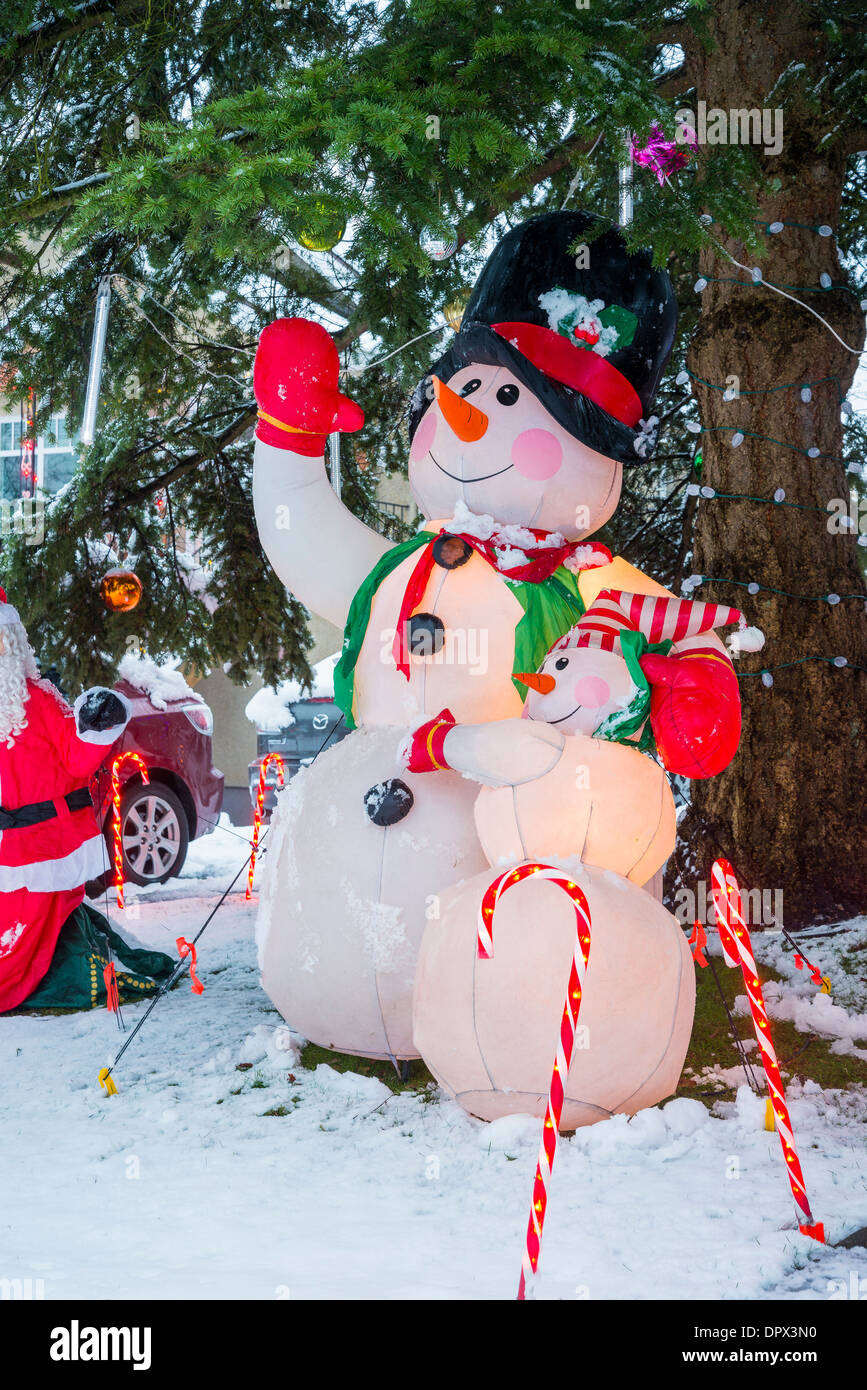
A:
0;624;39;747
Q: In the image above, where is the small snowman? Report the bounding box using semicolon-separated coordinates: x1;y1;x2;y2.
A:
407;590;746;881
411;591;747;1129
252;212;742;1064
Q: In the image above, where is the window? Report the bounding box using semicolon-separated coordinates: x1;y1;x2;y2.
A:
0;413;79;500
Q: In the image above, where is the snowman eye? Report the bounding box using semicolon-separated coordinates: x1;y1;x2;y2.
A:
496;383;520;406
555;657;569;671
459;378;482;397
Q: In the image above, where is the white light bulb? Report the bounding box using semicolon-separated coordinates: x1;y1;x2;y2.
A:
699;214;713;226
833;656;847;667
686;483;701;497
731;431;745;447
723;387;736;401
748;582;760;595
761;671;774;688
676;370;690;386
819;273;832;289
768;222;784;234
808;447;821;457
774;488;786;502
694;278;708;292
826;593;840;605
686;420;702;433
700;486;716;498
800;386;812;402
841;399;853;418
751;267;762;282
818;225;833;237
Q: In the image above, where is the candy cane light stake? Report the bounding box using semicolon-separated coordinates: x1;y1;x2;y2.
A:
710;858;824;1243
110;751;149;910
247;753;285;899
479;862;592;1300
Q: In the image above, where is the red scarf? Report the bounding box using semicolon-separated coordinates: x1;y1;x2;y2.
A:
393;527;611;678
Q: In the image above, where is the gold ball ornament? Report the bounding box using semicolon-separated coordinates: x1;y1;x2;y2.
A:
443;287;471;331
297;204;347;253
100;568;143;613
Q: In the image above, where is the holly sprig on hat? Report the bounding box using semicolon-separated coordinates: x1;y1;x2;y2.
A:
538;289;638;359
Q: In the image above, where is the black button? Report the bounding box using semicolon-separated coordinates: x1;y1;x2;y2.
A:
432;534;473;570
364;778;414;827
407;613;445;656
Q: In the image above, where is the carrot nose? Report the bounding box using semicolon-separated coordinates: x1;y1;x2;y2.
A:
432;376;488;442
514;671;556;694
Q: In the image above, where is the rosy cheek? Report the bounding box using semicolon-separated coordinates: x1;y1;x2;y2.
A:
410;410;437;462
574;676;611;708
510;428;563;480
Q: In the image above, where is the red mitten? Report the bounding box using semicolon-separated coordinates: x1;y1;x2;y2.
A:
254;317;364;456
403;709;457;773
639;648;742;779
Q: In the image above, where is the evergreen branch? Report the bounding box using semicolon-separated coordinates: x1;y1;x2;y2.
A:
1;0;150;65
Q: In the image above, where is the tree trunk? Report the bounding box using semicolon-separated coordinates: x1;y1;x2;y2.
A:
676;2;867;926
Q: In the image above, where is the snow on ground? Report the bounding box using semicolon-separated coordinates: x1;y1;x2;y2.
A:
2;822;867;1301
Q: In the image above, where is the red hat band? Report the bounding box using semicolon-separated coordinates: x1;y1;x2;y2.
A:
492;321;644;428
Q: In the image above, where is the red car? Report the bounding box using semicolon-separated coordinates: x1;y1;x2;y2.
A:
87;676;224;890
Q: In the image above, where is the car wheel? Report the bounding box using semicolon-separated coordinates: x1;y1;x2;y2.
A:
113;781;190;886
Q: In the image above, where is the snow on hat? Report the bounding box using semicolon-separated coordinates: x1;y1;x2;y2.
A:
0;587;21;628
554;589;744;655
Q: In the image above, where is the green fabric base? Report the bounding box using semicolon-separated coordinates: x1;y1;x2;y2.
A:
20;901;175;1012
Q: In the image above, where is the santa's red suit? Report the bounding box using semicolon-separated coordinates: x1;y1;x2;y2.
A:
0;676;130;1013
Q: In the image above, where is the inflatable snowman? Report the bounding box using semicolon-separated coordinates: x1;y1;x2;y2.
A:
252;212;743;1063
410;590;745;1126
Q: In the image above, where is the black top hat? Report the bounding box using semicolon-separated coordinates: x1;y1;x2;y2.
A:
409;211;677;465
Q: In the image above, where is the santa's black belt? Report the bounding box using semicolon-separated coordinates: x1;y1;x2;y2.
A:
0;788;93;830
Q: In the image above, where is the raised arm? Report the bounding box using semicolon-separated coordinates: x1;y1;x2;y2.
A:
251;318;391;631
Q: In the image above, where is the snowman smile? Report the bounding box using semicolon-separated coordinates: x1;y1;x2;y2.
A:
548;704;582;725
429;450;514;484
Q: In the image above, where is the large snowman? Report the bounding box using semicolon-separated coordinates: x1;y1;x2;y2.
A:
252;212;742;1063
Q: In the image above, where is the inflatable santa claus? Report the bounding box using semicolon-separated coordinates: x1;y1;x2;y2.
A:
0;589;172;1012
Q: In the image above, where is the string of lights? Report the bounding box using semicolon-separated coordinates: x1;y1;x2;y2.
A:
685;482;837;515
683;422;853;465
676;368;854;410
737;657;867;690
681;574;867;606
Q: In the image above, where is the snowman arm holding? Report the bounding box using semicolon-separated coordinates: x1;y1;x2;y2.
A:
253;439;391;631
251;317;392;631
403;711;565;787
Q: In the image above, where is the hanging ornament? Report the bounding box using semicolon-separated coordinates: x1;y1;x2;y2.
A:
100;568;143;613
632;123;696;186
420;225;458;262
297;204;347;253
442;287;471;331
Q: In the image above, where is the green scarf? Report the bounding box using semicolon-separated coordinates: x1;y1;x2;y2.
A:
332;535;587;729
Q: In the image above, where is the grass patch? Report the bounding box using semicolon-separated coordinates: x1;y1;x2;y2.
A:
677;956;867;1104
298;1041;436;1094
262;1105;291;1117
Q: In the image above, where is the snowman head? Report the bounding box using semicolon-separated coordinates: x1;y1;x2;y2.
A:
407;212;677;537
516;589;744;746
519;644;640;737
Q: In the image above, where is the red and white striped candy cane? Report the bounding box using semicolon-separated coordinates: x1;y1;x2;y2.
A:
478;862;592;1300
246;753;285;900
710;858;824;1243
110;751;149;910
